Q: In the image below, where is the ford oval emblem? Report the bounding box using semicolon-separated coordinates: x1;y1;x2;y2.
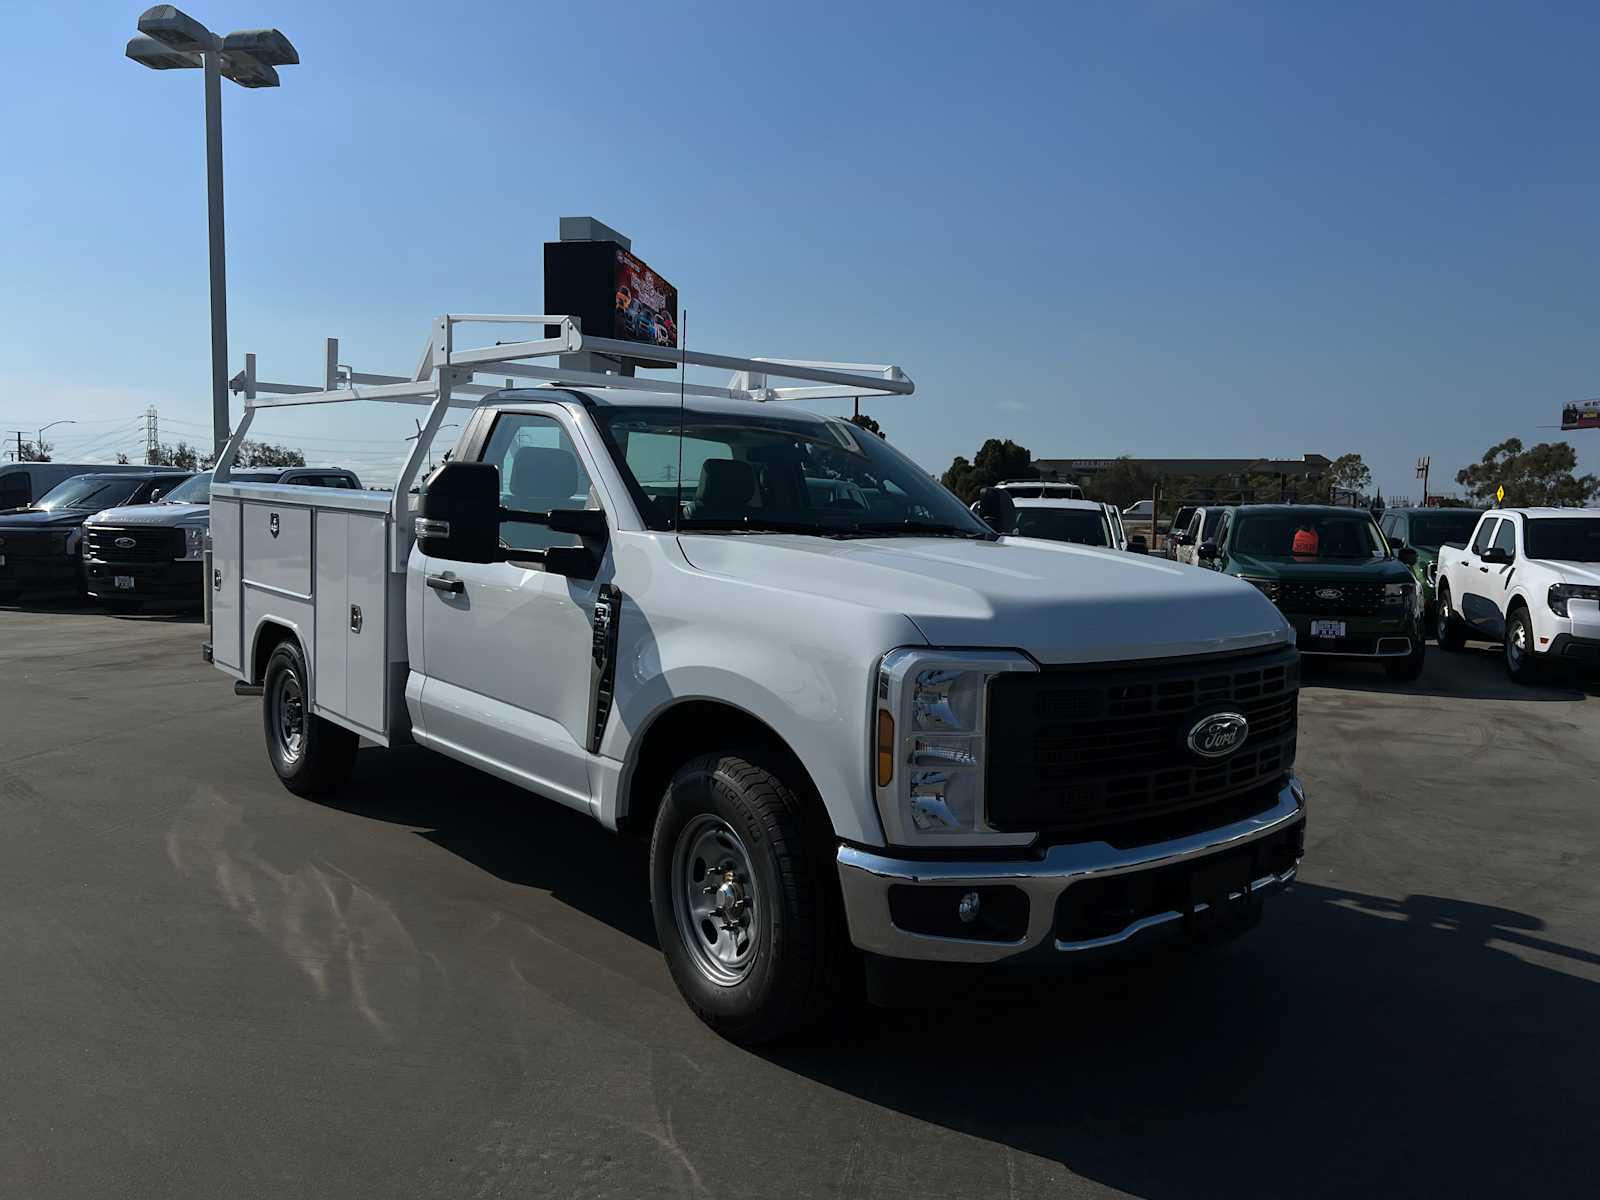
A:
269;513;280;538
1187;711;1248;759
1315;587;1343;600
114;537;137;549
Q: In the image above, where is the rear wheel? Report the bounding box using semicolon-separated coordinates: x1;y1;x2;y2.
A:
1504;606;1541;685
262;640;358;795
649;750;846;1045
1435;584;1467;651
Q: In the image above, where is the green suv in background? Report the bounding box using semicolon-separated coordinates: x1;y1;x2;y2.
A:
1197;504;1427;680
1377;507;1488;624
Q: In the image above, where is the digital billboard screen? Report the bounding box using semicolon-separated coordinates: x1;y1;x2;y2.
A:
544;240;678;367
1560;398;1600;431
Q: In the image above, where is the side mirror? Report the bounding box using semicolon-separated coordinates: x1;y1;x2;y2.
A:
1388;535;1406;550
1128;535;1148;554
1480;546;1511;565
547;508;609;541
1397;546;1418;566
415;462;502;563
1197;540;1220;563
974;486;1016;534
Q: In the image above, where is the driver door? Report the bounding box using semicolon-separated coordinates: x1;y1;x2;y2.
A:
416;410;606;813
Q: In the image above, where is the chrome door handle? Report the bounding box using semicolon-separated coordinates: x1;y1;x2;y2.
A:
426;573;463;594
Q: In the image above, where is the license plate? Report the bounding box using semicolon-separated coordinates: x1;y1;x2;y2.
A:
114;576;135;590
1310;619;1345;638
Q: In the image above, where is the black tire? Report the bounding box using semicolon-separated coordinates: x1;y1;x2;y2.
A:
649;750;846;1045
1385;642;1427;682
0;589;18;605
100;597;142;614
1504;606;1541;685
1435;583;1467;651
261;640;358;796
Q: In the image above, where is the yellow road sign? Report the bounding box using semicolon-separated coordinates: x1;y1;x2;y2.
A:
1496;484;1505;504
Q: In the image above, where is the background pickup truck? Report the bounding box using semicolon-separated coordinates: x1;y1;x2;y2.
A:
1434;507;1600;681
206;335;1307;1045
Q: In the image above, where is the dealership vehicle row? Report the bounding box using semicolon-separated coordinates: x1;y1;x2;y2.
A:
4;356;1596;1045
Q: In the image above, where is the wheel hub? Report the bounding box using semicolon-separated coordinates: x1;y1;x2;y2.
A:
670;815;760;987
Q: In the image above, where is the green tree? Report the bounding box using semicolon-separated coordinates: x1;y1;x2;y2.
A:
150;441;203;471
1455;438;1599;507
17;440;52;462
236;440;306;468
940;439;1037;502
115;452;130;464
847;412;885;439
1329;453;1372;495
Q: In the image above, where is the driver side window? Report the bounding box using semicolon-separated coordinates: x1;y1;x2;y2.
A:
1471;519;1498;556
480;413;596;556
1492;519;1517;560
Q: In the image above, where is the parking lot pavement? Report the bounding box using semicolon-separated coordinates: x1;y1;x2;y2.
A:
2;608;1596;1199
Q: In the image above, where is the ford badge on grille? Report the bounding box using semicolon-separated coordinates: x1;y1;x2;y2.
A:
1187;711;1248;759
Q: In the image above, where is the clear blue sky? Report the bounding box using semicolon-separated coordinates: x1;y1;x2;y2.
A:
2;0;1596;497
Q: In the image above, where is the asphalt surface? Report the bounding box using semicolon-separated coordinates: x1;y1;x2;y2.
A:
2;602;1597;1199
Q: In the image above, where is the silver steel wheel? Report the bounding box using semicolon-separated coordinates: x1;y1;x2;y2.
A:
268;667;307;766
670;814;759;987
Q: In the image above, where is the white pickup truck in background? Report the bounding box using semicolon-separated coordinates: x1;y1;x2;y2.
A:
205;314;1308;1043
1434;507;1600;681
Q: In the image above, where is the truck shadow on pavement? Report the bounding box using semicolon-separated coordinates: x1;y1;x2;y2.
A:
768;881;1596;1197
1298;646;1595;701
304;747;1594;1196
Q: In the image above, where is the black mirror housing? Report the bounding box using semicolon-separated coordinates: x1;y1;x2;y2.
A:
1197;541;1220;562
1128;535;1148;554
1480;546;1511;565
1397;546;1419;566
416;462;502;563
547;507;609;540
974;486;1016;534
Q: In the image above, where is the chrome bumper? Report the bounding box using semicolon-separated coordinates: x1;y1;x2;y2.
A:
836;777;1306;964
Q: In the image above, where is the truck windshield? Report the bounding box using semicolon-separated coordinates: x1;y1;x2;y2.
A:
1012;508;1109;546
34;476;141;511
1231;511;1387;561
1406;510;1484;550
1524;518;1600;562
592;407;990;538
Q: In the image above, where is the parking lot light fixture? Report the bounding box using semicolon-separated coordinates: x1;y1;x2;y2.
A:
124;6;299;459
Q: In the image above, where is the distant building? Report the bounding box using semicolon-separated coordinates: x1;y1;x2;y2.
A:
1034;453;1332;482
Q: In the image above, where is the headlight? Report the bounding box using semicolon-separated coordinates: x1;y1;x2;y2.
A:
1548;583;1600;618
180;525;207;560
874;649;1037;848
1240;576;1280;601
1383;582;1415;600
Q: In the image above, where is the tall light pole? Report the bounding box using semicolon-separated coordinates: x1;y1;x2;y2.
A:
125;6;299;460
38;419;76;455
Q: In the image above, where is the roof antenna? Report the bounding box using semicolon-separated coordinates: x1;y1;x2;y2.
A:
675;309;687;532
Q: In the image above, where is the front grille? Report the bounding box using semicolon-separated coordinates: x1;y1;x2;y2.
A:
0;529;54;555
84;526;184;563
1276;580;1388;616
985;647;1298;836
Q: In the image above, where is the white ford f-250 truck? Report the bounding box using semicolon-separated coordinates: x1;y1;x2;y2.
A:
1434;506;1600;682
205;314;1307;1043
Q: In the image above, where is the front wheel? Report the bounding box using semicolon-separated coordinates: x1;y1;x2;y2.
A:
1504;607;1541;685
1385;642;1427;682
1435;584;1467;651
649;751;846;1045
262;639;358;796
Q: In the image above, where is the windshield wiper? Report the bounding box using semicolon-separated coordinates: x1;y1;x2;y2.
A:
676;518;858;539
848;520;993;540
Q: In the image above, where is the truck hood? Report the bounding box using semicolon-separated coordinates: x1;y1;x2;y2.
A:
85;503;208;527
1539;560;1600;585
1227;554;1413;583
0;508;93;531
678;534;1291;665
